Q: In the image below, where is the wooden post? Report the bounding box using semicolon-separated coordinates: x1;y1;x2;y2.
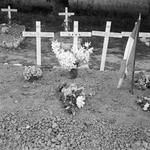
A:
92;21;122;71
1;5;17;24
130;15;141;94
59;7;75;31
23;21;54;66
36;22;41;66
100;21;111;71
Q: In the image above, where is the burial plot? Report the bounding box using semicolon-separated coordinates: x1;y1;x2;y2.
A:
92;21;122;71
59;21;92;68
0;6;25;48
23;21;54;66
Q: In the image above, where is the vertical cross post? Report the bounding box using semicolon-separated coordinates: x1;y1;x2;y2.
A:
36;22;41;66
23;21;54;66
59;7;75;31
100;21;111;71
60;21;91;50
92;21;122;71
73;21;79;50
1;5;17;24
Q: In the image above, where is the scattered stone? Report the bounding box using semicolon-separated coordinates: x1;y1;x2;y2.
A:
26;125;30;129
52;122;58;129
57;134;63;141
142;141;148;148
47;128;52;134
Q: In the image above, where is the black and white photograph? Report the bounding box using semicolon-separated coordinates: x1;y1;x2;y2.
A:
0;0;150;149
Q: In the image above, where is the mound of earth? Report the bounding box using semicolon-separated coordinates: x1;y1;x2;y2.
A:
0;24;25;48
0;64;150;150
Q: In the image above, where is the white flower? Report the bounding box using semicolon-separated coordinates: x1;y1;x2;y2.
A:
143;103;150;111
51;40;93;70
76;96;85;108
26;125;30;129
69;83;78;91
84;42;91;48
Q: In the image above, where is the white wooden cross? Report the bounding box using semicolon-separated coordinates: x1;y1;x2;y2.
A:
92;21;122;71
59;7;75;31
1;5;17;24
60;21;92;50
23;21;54;66
122;32;150;37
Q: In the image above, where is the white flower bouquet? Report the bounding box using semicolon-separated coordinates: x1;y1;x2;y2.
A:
51;40;93;71
23;65;43;81
134;71;150;90
58;83;86;115
136;96;150;111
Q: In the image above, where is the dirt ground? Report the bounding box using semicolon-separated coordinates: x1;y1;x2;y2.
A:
0;13;150;150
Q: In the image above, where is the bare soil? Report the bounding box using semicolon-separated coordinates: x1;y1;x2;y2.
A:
0;13;150;150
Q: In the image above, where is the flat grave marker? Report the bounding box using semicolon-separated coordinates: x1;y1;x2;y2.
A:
23;21;54;66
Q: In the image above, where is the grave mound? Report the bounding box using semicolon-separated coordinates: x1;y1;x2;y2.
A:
0;23;25;48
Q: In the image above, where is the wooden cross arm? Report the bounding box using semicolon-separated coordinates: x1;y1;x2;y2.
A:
1;8;17;12
92;31;122;38
23;32;37;37
40;32;54;38
67;13;75;16
60;32;92;37
23;31;54;38
58;12;74;16
121;32;150;37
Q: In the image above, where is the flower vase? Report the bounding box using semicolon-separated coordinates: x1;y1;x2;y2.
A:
69;68;78;79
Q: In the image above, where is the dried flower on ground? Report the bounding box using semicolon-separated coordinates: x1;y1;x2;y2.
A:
134;71;150;90
57;83;86;115
23;65;43;81
136;96;150;111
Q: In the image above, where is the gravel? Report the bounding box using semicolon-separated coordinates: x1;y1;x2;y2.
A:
0;111;150;150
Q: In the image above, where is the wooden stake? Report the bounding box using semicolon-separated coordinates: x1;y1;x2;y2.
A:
130;15;141;94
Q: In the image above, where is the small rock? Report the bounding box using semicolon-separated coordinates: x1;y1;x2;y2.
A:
143;141;148;148
0;139;3;144
26;125;30;129
126;143;130;148
132;141;141;149
22;84;30;89
57;134;63;141
47;140;51;147
47;128;52;134
15;134;20;140
13;99;19;104
51;138;56;143
24;146;29;150
51;143;55;148
52;122;58;128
